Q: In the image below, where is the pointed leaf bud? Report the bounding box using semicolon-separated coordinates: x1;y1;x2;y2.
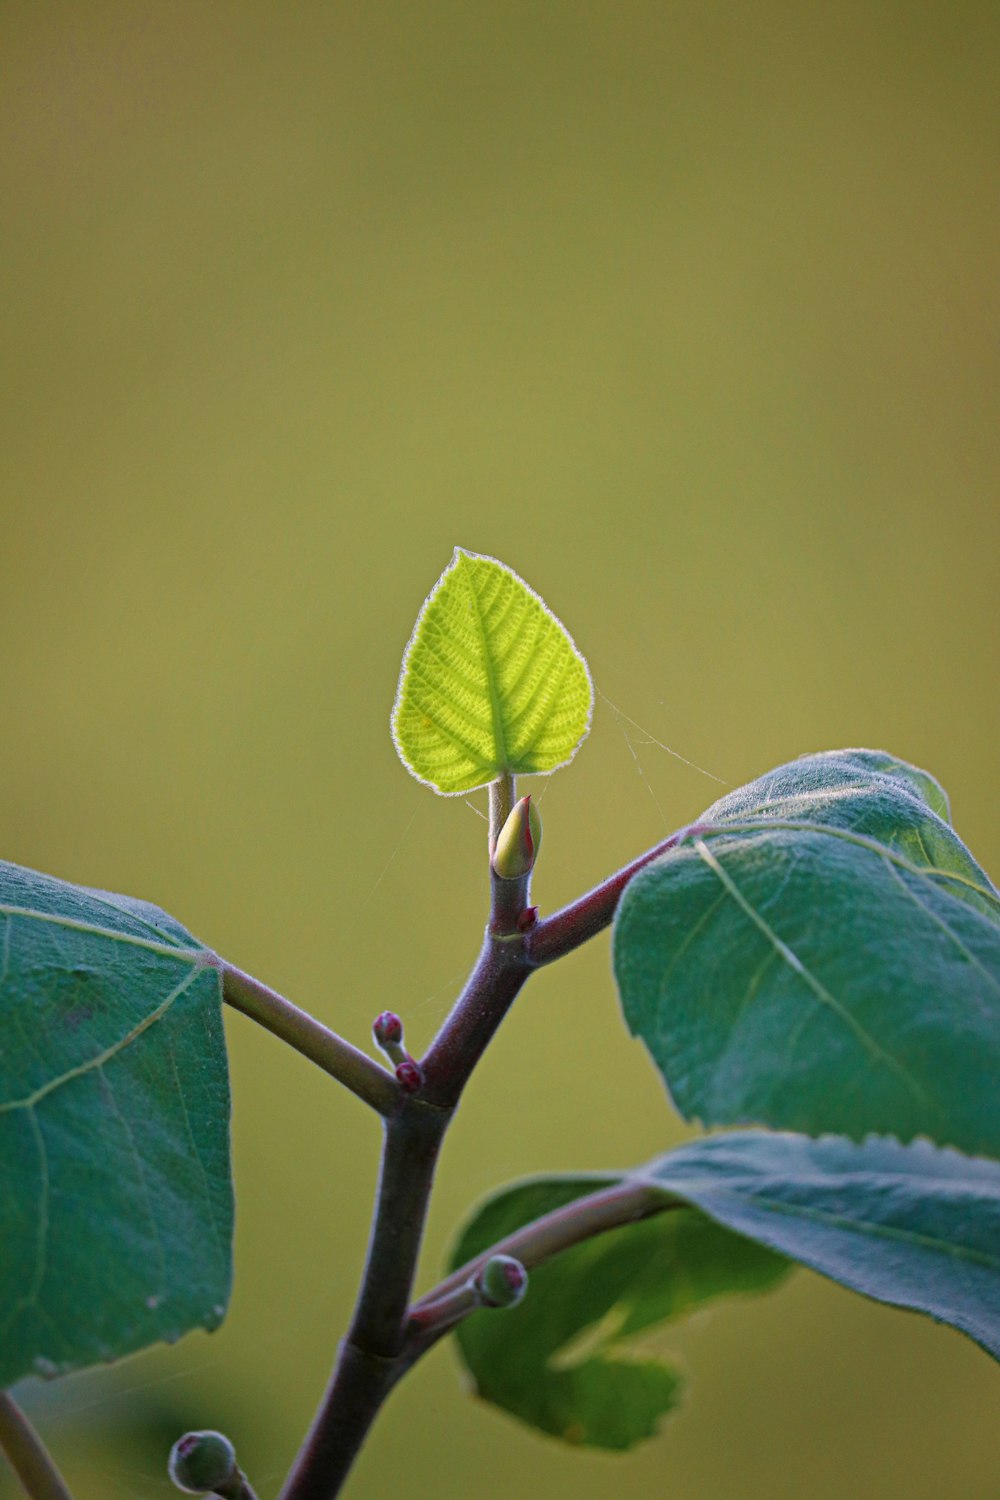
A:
491;796;542;880
475;1254;528;1309
395;1058;424;1093
168;1430;238;1494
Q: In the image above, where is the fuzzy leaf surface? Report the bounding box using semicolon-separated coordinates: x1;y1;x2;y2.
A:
392;548;593;794
450;1173;788;1449
0;860;232;1387
614;750;1000;1155
637;1131;1000;1361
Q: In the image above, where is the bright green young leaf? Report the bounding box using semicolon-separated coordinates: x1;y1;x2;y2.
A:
391;548;593;794
613;750;1000;1156
636;1131;1000;1363
450;1173;788;1449
0;859;233;1388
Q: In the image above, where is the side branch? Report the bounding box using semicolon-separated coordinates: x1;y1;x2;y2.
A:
412;1178;668;1323
0;1394;74;1500
401;1178;673;1366
221;963;398;1116
525;823;702;965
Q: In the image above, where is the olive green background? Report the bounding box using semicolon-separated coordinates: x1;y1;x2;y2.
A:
2;4;998;1497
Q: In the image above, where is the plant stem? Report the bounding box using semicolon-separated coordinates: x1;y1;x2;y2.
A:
280;921;533;1497
279;1101;448;1500
526;822;702;965
221;1468;262;1500
420;936;532;1109
488;772;515;857
348;1108;448;1357
409;1178;669;1337
278;807;697;1496
0;1394;74;1500
221;963;398;1116
391;1182;674;1383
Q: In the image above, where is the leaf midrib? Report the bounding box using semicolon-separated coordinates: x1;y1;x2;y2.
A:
691;838;935;1109
460;552;509;772
640;1176;1000;1274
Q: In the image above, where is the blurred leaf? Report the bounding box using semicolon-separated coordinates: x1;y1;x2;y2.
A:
614;750;1000;1155
636;1131;1000;1362
391;548;593;794
450;1173;788;1449
0;860;232;1388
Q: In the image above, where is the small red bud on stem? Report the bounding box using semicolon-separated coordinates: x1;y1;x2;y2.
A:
373;1011;404;1049
395;1058;424;1093
373;1011;410;1067
374;1012;423;1091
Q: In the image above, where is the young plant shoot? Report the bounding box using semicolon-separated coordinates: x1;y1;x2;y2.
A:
1;547;998;1499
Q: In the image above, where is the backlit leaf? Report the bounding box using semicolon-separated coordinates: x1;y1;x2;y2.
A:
392;548;593;794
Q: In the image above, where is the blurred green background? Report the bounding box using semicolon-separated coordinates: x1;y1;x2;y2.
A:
2;3;998;1497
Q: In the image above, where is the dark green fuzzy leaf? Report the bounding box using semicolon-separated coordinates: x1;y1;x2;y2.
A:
0;860;232;1387
637;1131;1000;1362
614;750;1000;1154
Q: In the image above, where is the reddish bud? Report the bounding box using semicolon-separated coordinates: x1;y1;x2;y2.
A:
395;1059;423;1093
516;905;538;932
373;1011;404;1047
374;1011;410;1067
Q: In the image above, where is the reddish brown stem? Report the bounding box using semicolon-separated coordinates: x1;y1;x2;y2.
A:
526;823;701;965
279;1101;447;1499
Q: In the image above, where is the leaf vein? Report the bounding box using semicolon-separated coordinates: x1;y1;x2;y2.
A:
0;966;205;1116
692;839;933;1109
0;904;203;963
880;857;1000;996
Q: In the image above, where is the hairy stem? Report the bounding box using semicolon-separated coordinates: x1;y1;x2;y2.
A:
0;1395;74;1500
279;1102;448;1500
420;937;532;1108
220;1472;261;1500
409;1178;669;1340
392;1182;675;1383
526;822;701;965
221;963;398;1116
